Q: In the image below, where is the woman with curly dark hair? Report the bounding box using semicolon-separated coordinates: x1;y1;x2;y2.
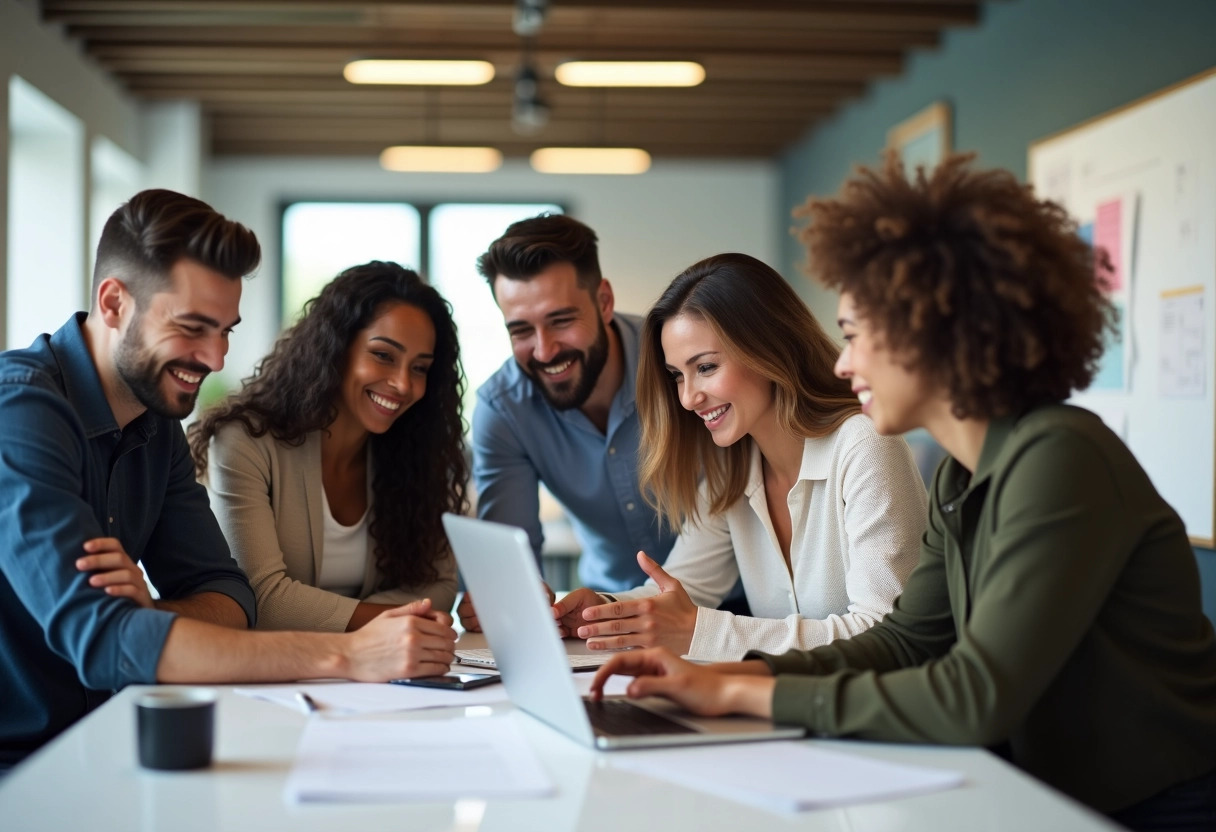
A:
587;155;1216;831
189;261;469;634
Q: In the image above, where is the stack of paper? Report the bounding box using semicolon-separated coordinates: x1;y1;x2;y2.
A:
610;742;964;814
284;714;554;803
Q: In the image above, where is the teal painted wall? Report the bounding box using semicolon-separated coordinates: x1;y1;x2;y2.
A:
776;0;1216;622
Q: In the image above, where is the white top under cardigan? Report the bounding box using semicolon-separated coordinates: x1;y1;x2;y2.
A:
317;487;370;594
614;414;927;662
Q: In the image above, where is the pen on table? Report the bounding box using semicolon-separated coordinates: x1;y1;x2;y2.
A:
296;691;321;715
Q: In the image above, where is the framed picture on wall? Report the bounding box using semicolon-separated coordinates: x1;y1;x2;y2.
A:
887;101;952;175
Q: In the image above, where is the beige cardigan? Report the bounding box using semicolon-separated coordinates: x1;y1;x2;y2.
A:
206;421;458;632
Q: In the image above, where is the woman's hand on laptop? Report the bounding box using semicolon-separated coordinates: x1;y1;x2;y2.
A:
345;599;458;680
559;552;698;654
588;647;776;719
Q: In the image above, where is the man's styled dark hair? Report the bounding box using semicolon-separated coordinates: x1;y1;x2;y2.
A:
92;189;261;305
475;212;602;292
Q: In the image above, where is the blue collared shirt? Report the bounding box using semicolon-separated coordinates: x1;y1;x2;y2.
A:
0;314;255;767
472;313;677;592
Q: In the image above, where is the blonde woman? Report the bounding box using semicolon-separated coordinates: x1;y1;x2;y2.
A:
554;253;926;661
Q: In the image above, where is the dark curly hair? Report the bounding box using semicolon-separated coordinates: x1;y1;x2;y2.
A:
189;261;469;591
797;152;1116;420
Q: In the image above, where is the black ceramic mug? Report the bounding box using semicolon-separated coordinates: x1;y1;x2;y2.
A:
135;688;217;770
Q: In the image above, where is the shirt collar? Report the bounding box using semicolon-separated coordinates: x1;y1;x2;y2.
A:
937;411;1020;504
49;313;121;439
743;433;838;497
612;313;642;413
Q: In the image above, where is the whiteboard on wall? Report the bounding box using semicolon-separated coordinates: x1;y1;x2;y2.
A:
1029;67;1216;546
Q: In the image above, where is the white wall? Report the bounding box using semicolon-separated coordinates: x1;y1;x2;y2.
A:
7;77;86;349
203;157;780;381
141;101;205;197
0;0;143;346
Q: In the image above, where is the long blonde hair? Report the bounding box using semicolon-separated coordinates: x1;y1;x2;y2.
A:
638;253;859;528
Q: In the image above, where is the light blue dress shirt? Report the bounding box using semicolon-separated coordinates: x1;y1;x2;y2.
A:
472;313;677;592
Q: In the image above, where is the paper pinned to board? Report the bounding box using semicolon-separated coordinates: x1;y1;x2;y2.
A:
285;714;554;803
610;741;965;814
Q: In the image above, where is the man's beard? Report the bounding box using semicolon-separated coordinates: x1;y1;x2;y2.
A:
114;317;208;420
526;315;610;411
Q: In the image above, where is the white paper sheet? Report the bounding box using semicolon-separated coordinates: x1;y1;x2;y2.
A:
610;742;964;814
235;674;632;715
285;714;554;803
1159;286;1206;398
234;681;511;714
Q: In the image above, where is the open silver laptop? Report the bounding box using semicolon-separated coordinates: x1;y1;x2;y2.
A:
442;513;805;750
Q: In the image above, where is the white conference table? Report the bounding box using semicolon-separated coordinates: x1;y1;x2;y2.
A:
1;634;1121;832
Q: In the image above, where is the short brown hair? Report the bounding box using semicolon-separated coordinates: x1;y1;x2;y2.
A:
638;253;859;526
476;212;602;292
92;189;261;305
797;153;1116;420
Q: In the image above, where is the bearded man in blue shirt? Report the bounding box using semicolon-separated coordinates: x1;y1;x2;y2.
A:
0;190;456;770
460;214;702;629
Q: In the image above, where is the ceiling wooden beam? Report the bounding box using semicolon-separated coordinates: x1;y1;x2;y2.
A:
211;138;794;158
120;75;868;96
45;1;980;32
94;52;903;83
69;26;942;53
209;114;809;141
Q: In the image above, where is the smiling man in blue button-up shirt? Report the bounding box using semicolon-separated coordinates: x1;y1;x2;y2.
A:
462;215;680;629
0;191;458;770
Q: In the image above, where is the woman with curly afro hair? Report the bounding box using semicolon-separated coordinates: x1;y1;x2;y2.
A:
190;261;468;647
587;155;1216;831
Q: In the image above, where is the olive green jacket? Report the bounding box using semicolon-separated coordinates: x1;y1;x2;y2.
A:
751;405;1216;813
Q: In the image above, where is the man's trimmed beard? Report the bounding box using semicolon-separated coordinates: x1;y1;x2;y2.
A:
114;313;206;420
526;313;610;411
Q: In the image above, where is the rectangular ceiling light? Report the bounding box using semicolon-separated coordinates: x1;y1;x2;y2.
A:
380;146;503;173
345;60;495;85
530;147;651;175
555;61;705;88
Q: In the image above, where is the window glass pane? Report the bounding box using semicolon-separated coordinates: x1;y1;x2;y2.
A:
281;202;421;325
428;203;562;427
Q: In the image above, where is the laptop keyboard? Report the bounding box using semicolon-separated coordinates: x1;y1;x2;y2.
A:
456;648;606;669
584;699;697;736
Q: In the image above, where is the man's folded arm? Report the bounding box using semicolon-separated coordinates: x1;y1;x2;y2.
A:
140;425;255;629
0;382;176;688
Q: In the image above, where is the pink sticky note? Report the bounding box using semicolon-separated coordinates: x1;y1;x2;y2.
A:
1094;198;1123;292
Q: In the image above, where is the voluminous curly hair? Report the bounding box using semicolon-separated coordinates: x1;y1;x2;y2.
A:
796;152;1116;421
189;261;469;591
638;253;859;527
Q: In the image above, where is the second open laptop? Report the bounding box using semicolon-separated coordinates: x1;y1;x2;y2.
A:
442;513;805;750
